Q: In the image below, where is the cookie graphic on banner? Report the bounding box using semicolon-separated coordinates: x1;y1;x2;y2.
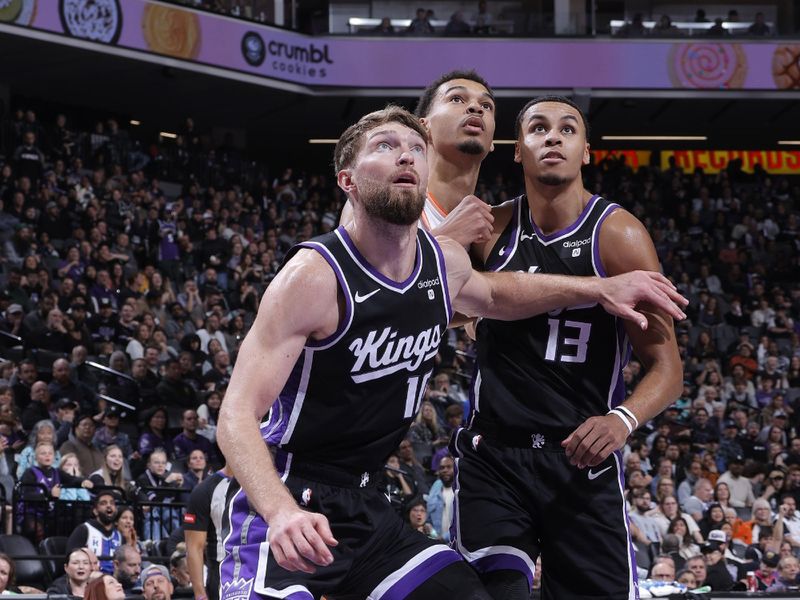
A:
142;4;201;60
59;0;122;44
0;0;37;25
669;43;747;89
772;45;800;89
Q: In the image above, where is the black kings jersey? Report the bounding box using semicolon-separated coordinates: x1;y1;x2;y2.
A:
473;194;631;431
261;226;452;472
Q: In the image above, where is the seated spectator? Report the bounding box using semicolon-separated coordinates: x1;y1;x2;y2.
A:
201;350;231;391
0;551;44;594
16;418;61;479
676;567;698;589
717;455;755;508
748;12;771;36
407;7;434;35
173;409;218;465
427;455;455;542
766;555;800;591
169;549;191;593
135;449;183;541
66;490;123;574
408;400;443;470
21;379;55;432
668;517;702;558
60;413;105;475
373;16;394;34
85;573;126;600
50;357;94;413
629;489;662;546
19;441;93;540
115;507;143;555
650;558;676;581
182;448;212;491
444;11;471;35
93;406;134;459
407;499;437;539
649;494;703;542
140;564;173;600
699;503;727;538
89;444;130;492
196;389;221;443
616;12;647;37
60;452;92;501
112;544;141;596
684;477;715;522
398;438;430;496
47;547;93;598
380;452;415;514
156;360;197;419
651;14;680;36
700;533;735;591
137;407;174;462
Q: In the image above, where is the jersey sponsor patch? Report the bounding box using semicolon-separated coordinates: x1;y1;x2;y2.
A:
183;513;196;524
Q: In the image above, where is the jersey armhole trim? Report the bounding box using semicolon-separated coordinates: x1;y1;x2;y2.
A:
486;196;522;272
295;241;354;350
423;230;454;323
591;203;622;278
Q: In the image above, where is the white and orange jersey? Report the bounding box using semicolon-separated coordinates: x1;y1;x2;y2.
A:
419;192;448;231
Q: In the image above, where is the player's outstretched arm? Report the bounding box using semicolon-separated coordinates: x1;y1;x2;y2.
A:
218;250;338;573
439;236;687;325
562;210;684;468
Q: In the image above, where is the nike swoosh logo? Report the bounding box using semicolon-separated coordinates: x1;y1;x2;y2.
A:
354;289;380;303
587;466;613;480
520;233;536;241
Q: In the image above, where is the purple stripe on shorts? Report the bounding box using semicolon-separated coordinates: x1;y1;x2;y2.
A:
221;487;270;593
471;553;533;589
380;550;463;600
615;450;639;596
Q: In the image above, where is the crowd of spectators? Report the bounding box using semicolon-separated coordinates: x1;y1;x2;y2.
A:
2;100;800;595
616;9;775;37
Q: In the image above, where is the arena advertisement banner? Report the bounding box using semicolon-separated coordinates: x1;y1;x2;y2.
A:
591;150;800;174
2;0;800;90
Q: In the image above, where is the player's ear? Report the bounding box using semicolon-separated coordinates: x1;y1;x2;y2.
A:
337;169;356;195
582;142;591;166
418;117;432;141
490;141;495;153
513;142;521;164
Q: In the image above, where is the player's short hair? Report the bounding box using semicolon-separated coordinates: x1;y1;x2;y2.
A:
334;106;427;174
414;70;493;118
514;95;591;140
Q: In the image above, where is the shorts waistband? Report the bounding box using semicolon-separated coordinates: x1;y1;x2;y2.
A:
469;414;574;450
275;450;381;489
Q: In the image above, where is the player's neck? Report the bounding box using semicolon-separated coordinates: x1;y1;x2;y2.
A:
427;150;482;213
346;214;418;282
525;179;593;236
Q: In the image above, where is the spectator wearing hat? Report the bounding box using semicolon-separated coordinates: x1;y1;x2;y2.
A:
0;303;24;338
140;564;173;600
766;555;800;592
60;413;105;475
718;420;744;471
700;530;735;590
52;397;78;447
718;455;755;509
93;406;133;458
49;358;94;415
66;490;123;574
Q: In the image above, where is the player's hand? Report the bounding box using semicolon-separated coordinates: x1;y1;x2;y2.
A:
598;271;688;329
561;414;630;468
433;195;494;247
267;507;338;574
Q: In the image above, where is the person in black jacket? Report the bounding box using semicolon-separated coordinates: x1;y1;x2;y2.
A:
46;547;92;598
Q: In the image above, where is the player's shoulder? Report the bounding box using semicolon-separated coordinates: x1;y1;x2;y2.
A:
598;202;650;240
597;202;659;272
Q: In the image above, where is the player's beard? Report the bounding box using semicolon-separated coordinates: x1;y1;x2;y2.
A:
457;139;485;155
358;179;426;226
537;173;569;186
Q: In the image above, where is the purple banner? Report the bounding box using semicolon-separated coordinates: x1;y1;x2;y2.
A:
2;0;799;90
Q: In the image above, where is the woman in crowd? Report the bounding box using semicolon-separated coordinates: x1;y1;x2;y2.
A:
699;502;727;538
0;552;44;594
137;407;174;461
84;573;125;600
115;506;143;554
649;494;704;543
714;481;734;511
407;500;437;540
125;323;151;361
667;517;701;559
47;548;92;597
59;452;92;501
182;449;212;491
89;444;129;492
408;401;442;470
196;389;221;443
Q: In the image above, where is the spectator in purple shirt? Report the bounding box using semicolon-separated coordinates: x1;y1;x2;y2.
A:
173;409;218;467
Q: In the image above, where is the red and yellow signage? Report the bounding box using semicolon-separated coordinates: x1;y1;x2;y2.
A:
591;150;800;174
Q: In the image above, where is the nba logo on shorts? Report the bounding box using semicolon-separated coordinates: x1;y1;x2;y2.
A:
428;289;435;300
301;488;312;506
572;248;581;257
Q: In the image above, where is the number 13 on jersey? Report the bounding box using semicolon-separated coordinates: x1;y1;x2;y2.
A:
545;319;592;364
